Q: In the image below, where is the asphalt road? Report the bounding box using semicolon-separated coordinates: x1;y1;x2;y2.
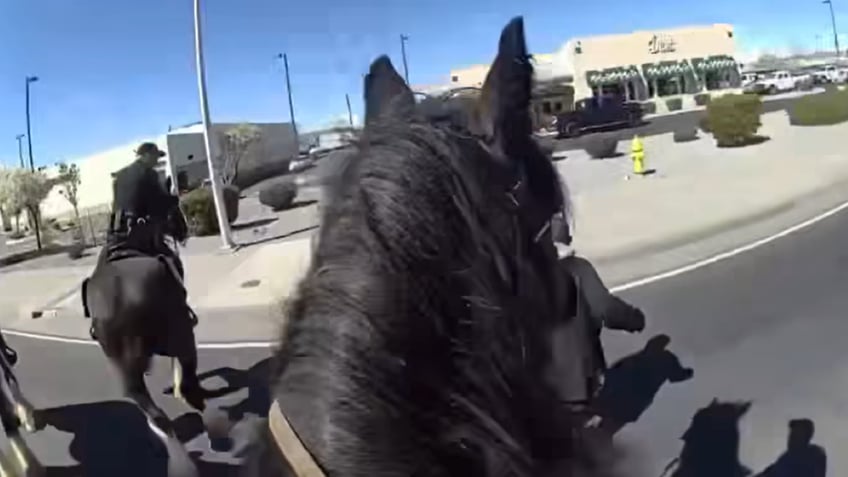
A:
5;200;848;476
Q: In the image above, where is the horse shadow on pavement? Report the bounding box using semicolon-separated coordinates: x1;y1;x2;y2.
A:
34;400;239;476
595;334;693;436
667;400;827;477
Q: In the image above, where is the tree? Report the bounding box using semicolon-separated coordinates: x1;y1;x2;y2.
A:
0;168;53;250
56;162;84;244
215;123;262;186
0;168;24;234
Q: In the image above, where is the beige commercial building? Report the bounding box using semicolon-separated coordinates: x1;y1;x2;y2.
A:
421;24;741;118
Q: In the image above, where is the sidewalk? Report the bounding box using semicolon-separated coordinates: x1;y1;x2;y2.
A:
2;110;848;343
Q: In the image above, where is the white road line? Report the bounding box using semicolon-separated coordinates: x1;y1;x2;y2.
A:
5;198;848;349
610;199;848;293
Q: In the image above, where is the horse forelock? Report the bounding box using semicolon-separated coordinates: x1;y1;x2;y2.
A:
271;119;569;476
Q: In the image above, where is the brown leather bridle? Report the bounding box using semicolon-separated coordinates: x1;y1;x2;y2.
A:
267;400;327;477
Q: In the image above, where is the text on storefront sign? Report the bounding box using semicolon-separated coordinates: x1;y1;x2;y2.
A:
648;35;676;54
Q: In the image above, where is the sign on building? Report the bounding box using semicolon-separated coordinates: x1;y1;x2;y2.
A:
648;34;676;54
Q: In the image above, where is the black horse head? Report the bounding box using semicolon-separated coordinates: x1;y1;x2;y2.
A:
268;16;577;477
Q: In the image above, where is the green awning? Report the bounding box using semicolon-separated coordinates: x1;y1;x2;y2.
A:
586;66;640;86
642;60;691;80
692;55;738;72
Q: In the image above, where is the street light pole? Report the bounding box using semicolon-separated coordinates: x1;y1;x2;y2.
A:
824;0;841;58
193;0;235;250
345;94;354;127
24;76;42;251
400;34;410;85
15;134;25;168
276;53;299;150
25;76;38;171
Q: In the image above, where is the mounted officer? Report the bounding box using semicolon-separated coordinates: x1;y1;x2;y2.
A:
99;142;187;280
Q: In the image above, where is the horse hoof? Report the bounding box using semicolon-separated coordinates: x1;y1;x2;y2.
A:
14;403;35;433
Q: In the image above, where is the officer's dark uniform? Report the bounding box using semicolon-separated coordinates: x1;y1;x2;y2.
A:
100;142;184;279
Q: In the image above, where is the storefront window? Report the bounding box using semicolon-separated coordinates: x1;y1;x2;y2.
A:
704;70;732;90
650;76;684;97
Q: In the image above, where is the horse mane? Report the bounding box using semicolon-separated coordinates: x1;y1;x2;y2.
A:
270;97;573;476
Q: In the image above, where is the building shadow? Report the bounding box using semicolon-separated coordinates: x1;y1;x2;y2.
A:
594;334;693;436
754;418;827;477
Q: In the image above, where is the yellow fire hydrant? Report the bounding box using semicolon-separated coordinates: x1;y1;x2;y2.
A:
630;135;645;175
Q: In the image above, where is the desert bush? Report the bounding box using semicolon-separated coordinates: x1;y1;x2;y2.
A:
706;94;763;147
640;101;657;115
673;128;699;143
788;89;848;126
180;187;218;236
665;97;683;111
66;242;85;260
694;93;711;106
584;136;619;159
259;180;299;211
698;115;712;134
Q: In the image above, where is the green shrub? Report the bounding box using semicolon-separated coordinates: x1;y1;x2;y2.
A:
706;94;763;147
698;115;712;134
788;89;848;126
180;187;219;236
259;180;299;211
694;93;711;106
666;97;683;111
584;136;619;159
640;101;657;115
673;128;699;143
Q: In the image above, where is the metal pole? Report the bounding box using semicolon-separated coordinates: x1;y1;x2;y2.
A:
277;53;299;150
345;94;354;127
825;0;841;58
25;78;36;171
193;0;235;250
24;76;42;251
400;34;410;84
15;134;25;168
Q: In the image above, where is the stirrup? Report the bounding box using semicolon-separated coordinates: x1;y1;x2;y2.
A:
188;307;198;327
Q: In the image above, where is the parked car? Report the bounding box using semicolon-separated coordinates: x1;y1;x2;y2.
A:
753;70;799;95
812;64;847;84
555;95;643;138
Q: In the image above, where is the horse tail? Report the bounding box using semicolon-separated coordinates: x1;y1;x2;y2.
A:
81;278;91;318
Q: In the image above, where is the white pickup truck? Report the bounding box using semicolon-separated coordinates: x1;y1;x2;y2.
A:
754;70;799;94
813;65;848;84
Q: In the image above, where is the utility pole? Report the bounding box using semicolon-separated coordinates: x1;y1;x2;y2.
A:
400;34;410;84
24;75;42;251
276;53;299;150
345;94;354;127
15;134;25;168
824;0;841;58
193;0;235;250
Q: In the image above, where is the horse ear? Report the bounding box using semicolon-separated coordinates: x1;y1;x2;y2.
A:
478;16;533;152
710;397;718;405
735;401;752;417
364;56;415;125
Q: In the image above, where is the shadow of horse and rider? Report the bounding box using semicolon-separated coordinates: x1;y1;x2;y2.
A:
26;358;272;477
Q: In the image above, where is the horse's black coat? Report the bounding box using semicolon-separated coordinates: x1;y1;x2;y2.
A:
267;17;585;477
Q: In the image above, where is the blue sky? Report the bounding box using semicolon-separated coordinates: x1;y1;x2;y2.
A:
0;0;844;166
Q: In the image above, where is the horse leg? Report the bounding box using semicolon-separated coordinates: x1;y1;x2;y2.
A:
172;326;205;412
118;347;174;437
0;379;42;477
